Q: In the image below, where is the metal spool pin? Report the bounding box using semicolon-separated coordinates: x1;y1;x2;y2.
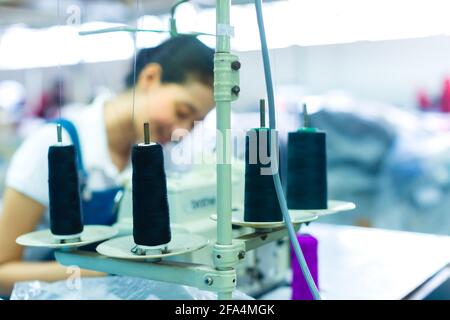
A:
56;237;82;244
57;124;63;144
131;244;169;258
303;103;310;128
144;122;150;144
260;99;266;128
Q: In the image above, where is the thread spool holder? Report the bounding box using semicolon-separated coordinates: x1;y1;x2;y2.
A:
54;236;82;244
131;244;168;256
55;223;305;294
28;0;356;300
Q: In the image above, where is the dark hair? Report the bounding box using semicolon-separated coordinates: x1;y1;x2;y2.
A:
125;35;214;88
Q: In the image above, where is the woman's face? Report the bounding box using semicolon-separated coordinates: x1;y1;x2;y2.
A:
134;65;214;144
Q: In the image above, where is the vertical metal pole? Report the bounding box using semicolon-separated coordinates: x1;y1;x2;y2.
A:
216;0;233;300
215;0;232;249
216;0;231;52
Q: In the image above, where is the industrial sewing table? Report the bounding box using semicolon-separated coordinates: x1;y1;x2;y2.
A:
261;223;450;300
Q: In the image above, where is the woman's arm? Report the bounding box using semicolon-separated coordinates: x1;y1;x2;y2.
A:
0;188;103;296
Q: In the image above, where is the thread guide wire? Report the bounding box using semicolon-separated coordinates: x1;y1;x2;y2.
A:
77;0;215;38
78;26;216;37
56;0;63;143
78;0;215;39
130;0;140;126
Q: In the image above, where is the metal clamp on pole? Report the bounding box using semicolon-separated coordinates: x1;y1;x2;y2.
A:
213;241;246;269
214;53;240;102
203;268;237;293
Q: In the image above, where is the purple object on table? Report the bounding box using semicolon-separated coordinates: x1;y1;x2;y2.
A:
291;233;319;300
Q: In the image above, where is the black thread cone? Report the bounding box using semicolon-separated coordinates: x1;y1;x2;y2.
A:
132;143;171;246
244;128;283;222
287;130;328;209
48;145;84;236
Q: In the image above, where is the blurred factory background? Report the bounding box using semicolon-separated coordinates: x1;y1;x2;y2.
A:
2;0;450;236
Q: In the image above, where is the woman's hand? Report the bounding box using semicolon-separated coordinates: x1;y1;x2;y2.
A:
0;188;104;296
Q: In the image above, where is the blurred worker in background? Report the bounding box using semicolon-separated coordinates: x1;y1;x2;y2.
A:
0;35;215;297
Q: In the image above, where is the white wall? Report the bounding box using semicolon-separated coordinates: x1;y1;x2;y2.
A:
235;46;302;110
2;35;450;111
237;35;450;110
302;35;450;108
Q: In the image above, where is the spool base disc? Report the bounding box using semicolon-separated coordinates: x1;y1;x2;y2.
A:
16;225;118;249
96;232;209;260
210;209;318;229
210;200;355;228
289;200;356;217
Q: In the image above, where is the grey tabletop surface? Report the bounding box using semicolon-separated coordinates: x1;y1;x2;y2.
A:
300;223;450;300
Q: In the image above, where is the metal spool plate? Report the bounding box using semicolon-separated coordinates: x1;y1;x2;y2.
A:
96;232;209;260
16;225;118;249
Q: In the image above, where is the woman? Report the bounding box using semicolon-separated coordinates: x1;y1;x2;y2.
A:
0;36;215;296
